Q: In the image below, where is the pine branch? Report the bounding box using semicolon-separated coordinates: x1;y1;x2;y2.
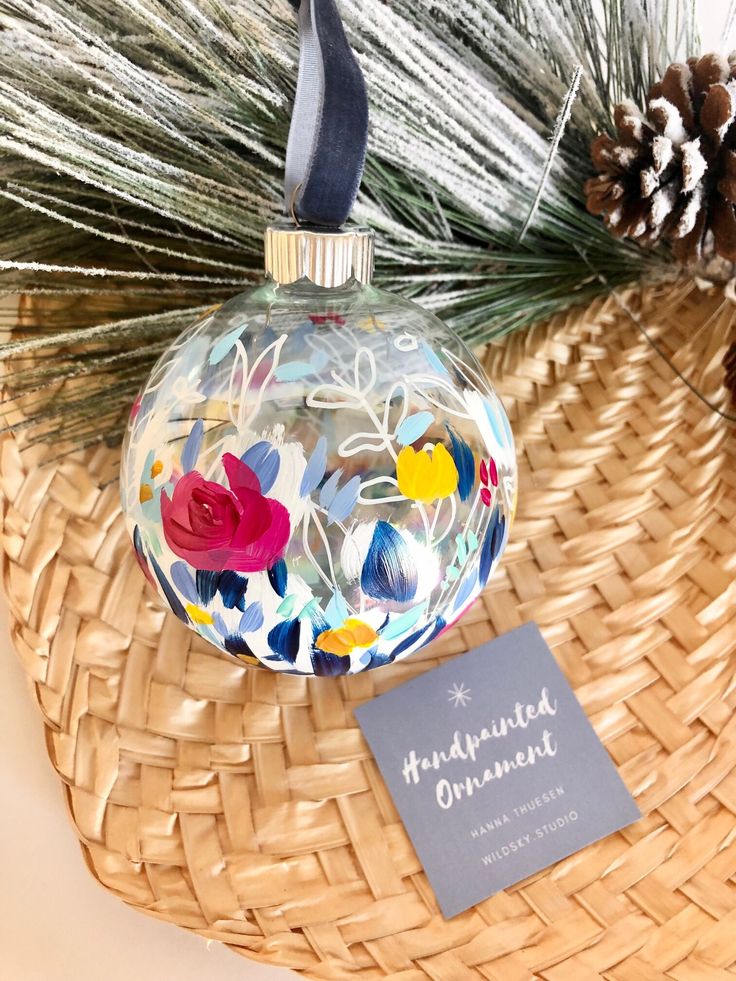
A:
0;0;699;444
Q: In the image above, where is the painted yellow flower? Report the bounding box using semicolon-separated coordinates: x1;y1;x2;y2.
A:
396;443;458;502
185;603;213;625
315;618;379;656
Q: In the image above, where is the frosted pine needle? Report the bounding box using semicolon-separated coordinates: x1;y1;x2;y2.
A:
0;0;698;444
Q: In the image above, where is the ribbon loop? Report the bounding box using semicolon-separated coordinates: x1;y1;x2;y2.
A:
285;0;368;228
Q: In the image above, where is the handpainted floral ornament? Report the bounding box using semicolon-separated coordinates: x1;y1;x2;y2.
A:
121;224;517;675
120;0;516;675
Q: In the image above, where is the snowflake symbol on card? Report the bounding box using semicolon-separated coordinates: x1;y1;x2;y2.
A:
447;682;472;707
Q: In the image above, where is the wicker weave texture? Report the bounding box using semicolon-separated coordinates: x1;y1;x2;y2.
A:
2;283;736;980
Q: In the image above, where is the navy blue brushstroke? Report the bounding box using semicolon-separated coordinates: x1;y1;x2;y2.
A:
224;634;256;658
446;425;475;502
479;507;506;588
311;649;352;676
132;525;148;570
389;615;446;660
196;569;220;605
148;551;189;624
268;559;288;597
360;521;417;602
218;570;248;611
267;617;302;664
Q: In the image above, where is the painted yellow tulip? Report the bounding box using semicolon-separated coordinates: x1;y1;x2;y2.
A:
396;443;458;502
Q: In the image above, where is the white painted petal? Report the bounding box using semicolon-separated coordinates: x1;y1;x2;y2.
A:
401;529;441;601
340;521;376;582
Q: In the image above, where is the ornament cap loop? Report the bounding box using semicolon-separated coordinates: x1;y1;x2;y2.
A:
264;222;374;288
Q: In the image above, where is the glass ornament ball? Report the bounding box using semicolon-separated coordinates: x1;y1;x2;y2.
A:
121;231;517;676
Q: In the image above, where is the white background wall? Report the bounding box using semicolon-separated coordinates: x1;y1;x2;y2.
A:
0;3;732;979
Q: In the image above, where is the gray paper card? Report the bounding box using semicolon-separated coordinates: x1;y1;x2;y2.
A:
354;622;641;918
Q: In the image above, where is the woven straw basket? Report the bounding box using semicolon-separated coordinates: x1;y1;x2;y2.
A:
2;281;736;981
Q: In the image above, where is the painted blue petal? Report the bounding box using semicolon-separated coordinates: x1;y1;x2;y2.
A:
218;570;248;610
311;350;330;371
224;634;256;658
196;569;220;605
421;341;449;377
360;521;417;603
310;648;351;677
357;646;378;667
327;474;361;525
482;395;514;452
148;551;189;624
479;507;506;588
452;568;479;613
319;468;342;509
267;617;302;664
241;441;279;494
133;525;148;568
359;648;396;671
142;448;156;480
181;418;203;473
389;615;446;659
446;425;475;502
140;485;163;524
268;559;288;597
275;360;316;382
169;561;199;604
300;436;328;497
396;411;435;447
380;602;428;641
325;589;350;628
209;324;245;366
309;607;330;638
199;624;224;648
488;392;514;450
212;611;229;636
274;350;329;382
239;602;264;634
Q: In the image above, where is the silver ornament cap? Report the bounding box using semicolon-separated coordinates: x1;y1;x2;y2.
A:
264;222;374;288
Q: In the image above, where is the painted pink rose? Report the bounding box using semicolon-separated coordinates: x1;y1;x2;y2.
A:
160;453;289;572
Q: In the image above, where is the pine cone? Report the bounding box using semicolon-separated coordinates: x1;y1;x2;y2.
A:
585;53;736;264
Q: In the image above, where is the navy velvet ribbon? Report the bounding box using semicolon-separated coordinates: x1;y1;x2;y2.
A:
285;0;368;227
